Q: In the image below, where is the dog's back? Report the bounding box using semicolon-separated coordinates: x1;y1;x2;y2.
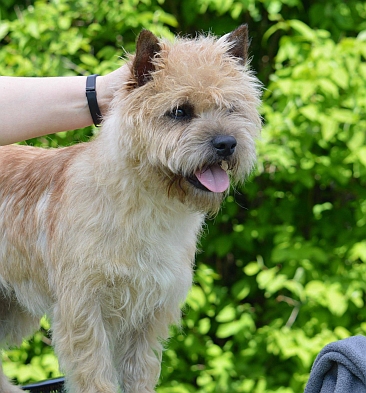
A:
0;144;85;308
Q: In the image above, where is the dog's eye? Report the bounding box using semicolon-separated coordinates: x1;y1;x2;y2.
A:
167;104;194;121
173;108;186;118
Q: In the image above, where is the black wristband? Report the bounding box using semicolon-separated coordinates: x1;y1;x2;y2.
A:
86;74;102;127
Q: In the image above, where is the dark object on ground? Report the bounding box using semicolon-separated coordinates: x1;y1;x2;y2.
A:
21;377;65;393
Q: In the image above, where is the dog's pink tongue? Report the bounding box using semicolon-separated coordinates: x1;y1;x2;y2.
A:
195;164;230;193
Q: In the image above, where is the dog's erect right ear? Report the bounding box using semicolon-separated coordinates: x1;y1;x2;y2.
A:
132;30;161;87
220;24;249;65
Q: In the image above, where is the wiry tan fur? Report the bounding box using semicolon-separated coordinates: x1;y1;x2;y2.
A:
0;26;261;393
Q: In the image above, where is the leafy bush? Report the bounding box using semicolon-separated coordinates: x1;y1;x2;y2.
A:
162;22;366;392
1;1;366;392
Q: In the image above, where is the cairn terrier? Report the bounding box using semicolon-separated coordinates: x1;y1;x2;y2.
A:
0;25;261;393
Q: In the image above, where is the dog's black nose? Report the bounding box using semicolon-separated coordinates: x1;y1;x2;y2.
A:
212;135;237;157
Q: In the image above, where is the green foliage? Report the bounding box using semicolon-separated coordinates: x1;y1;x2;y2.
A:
2;0;366;392
2;318;61;384
161;21;366;393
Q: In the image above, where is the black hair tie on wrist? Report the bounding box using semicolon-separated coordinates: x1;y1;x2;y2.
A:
86;74;102;127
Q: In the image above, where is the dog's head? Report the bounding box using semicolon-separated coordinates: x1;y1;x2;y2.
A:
109;26;262;213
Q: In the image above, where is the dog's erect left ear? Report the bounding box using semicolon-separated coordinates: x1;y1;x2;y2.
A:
132;29;161;87
220;24;249;65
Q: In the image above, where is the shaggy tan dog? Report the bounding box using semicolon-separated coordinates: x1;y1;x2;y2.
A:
0;26;261;393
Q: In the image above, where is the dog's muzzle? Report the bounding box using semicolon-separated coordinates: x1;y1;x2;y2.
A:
187;135;236;193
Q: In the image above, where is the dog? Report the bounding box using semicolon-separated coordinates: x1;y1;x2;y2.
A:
0;25;261;393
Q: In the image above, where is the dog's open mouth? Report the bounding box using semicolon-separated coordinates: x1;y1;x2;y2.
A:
187;162;230;193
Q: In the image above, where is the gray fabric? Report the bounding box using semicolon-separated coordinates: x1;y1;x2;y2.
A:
305;336;366;393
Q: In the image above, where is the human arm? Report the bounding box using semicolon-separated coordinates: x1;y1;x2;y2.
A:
0;65;129;145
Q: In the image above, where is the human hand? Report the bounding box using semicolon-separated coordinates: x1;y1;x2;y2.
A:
96;64;131;116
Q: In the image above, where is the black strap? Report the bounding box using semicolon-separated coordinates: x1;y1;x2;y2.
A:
86;74;102;126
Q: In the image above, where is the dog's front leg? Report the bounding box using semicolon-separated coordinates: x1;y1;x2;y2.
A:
52;296;118;393
114;321;164;393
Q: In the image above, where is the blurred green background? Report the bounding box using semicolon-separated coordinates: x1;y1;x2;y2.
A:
1;0;366;392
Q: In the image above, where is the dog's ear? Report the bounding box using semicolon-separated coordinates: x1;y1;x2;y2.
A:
220;24;249;65
133;29;161;87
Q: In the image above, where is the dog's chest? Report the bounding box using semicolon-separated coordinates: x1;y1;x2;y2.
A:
99;209;203;324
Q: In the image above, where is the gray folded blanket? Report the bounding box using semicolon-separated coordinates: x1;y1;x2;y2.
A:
304;336;366;393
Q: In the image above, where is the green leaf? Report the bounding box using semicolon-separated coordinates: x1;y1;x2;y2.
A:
356;146;366;167
300;105;319;121
288;19;317;40
257;267;277;290
318;79;339;97
328;108;358;124
27;21;40;39
198;318;211;334
186;286;206;311
0;21;9;40
216;314;255;338
320;117;338;142
216;305;236;323
80;54;99;67
244;262;261;276
349;241;366;262
327;284;348;316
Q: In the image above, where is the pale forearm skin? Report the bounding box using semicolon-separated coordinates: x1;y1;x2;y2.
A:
0;65;129;145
